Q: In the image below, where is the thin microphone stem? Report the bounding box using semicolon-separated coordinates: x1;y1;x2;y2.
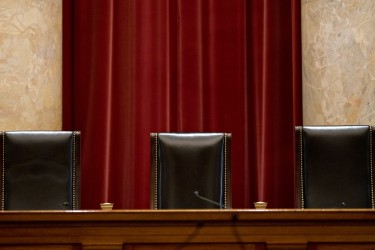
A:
194;191;223;208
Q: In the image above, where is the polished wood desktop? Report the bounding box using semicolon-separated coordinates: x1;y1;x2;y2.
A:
0;209;374;249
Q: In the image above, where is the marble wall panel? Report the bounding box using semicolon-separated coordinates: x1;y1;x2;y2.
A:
0;0;62;130
302;0;375;125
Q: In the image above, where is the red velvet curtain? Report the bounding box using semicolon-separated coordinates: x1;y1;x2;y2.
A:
63;0;302;209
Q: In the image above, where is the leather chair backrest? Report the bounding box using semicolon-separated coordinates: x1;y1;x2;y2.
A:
0;131;80;210
295;125;374;208
150;133;231;209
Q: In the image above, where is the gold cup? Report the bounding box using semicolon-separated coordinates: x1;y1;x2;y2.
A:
254;201;267;209
100;202;114;211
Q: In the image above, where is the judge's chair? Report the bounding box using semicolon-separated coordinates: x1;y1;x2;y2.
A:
0;131;81;210
150;132;231;209
295;125;374;208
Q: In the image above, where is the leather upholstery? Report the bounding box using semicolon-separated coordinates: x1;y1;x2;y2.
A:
0;131;80;210
295;126;374;208
150;133;231;209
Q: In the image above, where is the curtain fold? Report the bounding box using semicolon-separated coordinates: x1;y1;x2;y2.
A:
63;0;302;209
247;0;302;207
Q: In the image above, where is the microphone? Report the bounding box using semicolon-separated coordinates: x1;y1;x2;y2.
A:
194;191;223;208
58;202;70;209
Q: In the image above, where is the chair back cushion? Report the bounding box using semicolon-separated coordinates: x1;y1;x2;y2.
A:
295;126;374;208
150;133;231;209
0;131;80;210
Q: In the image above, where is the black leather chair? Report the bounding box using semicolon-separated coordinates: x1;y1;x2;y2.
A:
0;131;80;210
150;133;231;209
295;125;374;208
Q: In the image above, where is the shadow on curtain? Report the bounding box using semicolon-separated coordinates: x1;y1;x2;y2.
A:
63;0;302;209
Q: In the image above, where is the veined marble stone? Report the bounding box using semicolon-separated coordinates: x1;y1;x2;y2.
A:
0;0;62;130
302;0;375;125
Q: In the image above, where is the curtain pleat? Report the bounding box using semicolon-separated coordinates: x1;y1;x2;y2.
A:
247;0;301;207
63;0;301;209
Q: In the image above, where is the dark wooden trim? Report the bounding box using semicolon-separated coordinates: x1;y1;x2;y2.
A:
0;209;374;249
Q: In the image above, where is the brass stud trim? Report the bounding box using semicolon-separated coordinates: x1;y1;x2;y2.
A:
1;132;4;210
224;133;227;209
154;134;158;209
300;127;304;209
72;132;77;210
370;127;374;208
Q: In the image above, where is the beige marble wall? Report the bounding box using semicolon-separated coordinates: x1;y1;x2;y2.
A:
0;0;62;130
302;0;375;125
